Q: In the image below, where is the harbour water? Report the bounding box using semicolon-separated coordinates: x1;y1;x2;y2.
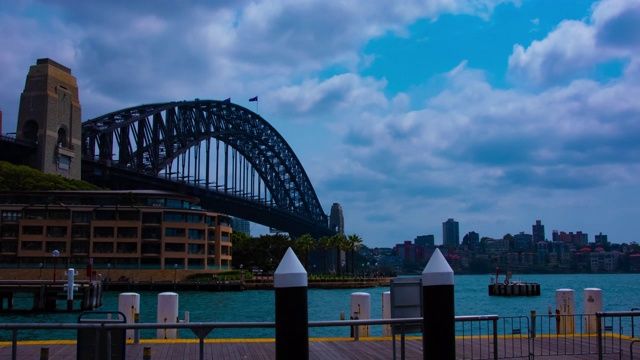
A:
1;273;639;340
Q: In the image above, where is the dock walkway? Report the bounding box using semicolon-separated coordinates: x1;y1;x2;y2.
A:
1;336;635;359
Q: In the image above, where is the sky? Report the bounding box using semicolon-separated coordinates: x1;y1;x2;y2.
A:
2;0;640;248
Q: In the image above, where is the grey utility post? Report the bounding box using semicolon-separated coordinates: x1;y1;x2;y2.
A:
274;247;309;360
422;248;455;360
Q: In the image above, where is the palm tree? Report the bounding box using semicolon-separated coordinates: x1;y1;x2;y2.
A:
339;235;351;275
347;234;363;274
293;234;315;271
318;236;331;273
330;234;347;276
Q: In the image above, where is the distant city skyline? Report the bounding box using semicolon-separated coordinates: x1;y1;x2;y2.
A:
2;1;640;247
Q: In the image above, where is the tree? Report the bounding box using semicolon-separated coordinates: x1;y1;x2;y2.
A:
328;234;347;275
347;234;363;274
292;234;315;270
317;236;331;273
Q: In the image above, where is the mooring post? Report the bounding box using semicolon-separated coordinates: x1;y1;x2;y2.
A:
422;248;455;360
274;247;308;360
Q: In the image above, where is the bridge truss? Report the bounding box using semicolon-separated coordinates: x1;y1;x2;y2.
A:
81;100;331;237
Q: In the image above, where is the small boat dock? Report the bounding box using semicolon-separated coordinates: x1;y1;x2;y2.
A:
488;270;540;296
0;280;102;311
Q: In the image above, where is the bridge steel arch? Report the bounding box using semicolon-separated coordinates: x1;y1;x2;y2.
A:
81;100;332;238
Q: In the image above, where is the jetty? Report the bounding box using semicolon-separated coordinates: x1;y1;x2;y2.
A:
0;280;102;311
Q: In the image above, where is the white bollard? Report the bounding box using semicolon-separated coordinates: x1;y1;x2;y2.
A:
555;289;575;334
350;292;370;338
64;268;78;311
382;291;391;337
157;292;179;339
118;293;140;339
583;288;603;334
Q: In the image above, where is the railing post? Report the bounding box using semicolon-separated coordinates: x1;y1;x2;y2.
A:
143;346;152;360
597;312;603;360
493;318;498;360
530;310;536;338
12;329;17;360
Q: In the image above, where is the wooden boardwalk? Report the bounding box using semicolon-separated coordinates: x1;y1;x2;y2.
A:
0;336;636;359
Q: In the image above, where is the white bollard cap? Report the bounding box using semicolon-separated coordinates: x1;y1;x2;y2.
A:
422;248;454;286
274;247;307;288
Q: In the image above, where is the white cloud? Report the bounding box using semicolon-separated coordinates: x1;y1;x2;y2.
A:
507;0;640;87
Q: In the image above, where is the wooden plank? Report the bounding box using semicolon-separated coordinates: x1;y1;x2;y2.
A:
0;337;634;359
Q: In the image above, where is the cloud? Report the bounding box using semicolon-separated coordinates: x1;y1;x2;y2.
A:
507;0;640;87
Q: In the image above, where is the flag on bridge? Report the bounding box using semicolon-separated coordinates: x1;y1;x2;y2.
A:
249;96;258;102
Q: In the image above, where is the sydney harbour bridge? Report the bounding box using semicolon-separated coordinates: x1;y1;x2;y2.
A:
79;99;334;239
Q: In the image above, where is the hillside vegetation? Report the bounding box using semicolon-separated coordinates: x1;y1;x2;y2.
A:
0;161;102;191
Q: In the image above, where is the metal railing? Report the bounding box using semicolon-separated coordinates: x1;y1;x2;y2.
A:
3;312;640;360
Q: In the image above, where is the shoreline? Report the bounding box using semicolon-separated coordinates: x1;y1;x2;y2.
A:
98;277;392;292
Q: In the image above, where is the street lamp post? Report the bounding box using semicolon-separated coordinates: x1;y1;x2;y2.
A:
173;263;178;283
52;250;60;282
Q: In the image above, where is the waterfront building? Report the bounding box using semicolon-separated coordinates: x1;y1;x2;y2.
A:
482;238;509;255
415;234;434;248
555;231;588;246
595;232;608;245
513;232;533;252
532;220;545;243
442;218;459;248
536;241;548;264
463;231;479;251
589;251;620;273
0;190;233;271
395;240;425;263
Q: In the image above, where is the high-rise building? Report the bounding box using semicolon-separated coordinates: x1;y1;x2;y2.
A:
232;218;251;236
513;232;533;251
532;220;545;243
329;203;344;235
595;232;608;245
463;231;480;250
17;59;82;179
415;235;434;248
442;218;459;247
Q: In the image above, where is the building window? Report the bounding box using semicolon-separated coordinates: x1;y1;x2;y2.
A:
186;214;203;223
166;199;182;209
141;227;160;240
72;211;92;223
58;155;71;170
188;229;205;240
188;244;204;254
117;242;137;254
165;228;185;237
57;127;68;148
21;241;43;251
22;225;43;235
164;243;185;252
163;212;184;222
1;211;22;222
93;227;115;238
46;226;67;237
93;242;114;253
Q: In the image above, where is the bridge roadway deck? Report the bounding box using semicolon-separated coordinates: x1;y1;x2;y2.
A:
0;336;634;359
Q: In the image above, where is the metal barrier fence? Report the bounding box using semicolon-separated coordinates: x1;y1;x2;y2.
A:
2;312;640;360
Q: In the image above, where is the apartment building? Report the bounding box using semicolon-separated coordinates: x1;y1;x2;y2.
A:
0;190;233;271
